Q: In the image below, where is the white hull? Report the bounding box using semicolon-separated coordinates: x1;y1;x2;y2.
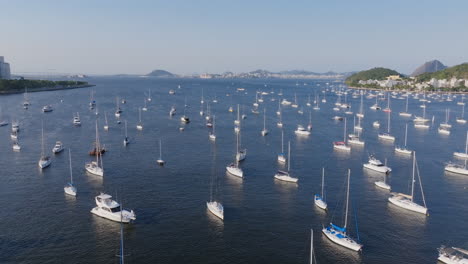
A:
277;154;286;163
378;134;395;141
314;195;327;210
226;165;243;178
13;144;21;151
261;129;268;136
274;173;298;183
375;181;391;190
334;144;351;151
322;227;362;252
388;195;427;215
399;112;412;117
454;152;468;159
91;207;135;223
206;201;224;220
137;125;143;130
295;130;311;136
363;163;391;174
456;118;467;124
348;139;364;146
438;254;468;264
236;151;246;162
445;165;468;175
85;162;103;177
64;185;77;196
395;147;412;155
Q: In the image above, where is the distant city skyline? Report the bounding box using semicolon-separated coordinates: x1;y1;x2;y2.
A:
1;0;467;75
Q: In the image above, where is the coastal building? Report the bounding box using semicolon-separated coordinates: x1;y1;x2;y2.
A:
0;56;11;79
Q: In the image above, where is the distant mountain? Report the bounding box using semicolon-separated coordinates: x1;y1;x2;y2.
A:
411;60;447;77
416;63;468;82
345;67;401;85
146;69;175;77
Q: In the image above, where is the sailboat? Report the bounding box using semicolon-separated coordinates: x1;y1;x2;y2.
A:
356;92;364;118
388;152;428;215
147;88;152;102
261;108;268;136
274;141;298;183
292;93;299;108
456;104;466;124
103;111;109;131
277;130;286;163
142;98;148;111
23;88;30;108
454;131;468;158
314;168;328;210
209;115;216;141
322;169;363;251
115;97;122;117
383;92;391;112
348;116;364;146
207;145;223;220
333;117;351;151
180;97;190;123
399;94;412;117
375;172;391;190
234;104;240;125
395;123;412;154
38;123;52;169
136;107;143;130
227;133;244;178
445;158;468;175
85;121;104;177
413;102;430;127
439;108;452;134
123;120;130;146
236;127;247;162
64;149;77;196
156;139;165;165
378;111;395;141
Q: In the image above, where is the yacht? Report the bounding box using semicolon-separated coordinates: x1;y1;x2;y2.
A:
73;113;81;126
363;155;391;174
42;105;53;112
90;193;136;223
52;141;64;154
438;246;468;264
13;141;21;151
295;125;311;136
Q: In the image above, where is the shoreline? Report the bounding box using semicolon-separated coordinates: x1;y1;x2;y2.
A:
347;86;468;94
0;84;95;95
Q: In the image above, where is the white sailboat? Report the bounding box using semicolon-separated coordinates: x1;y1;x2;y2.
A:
356;92;364;118
277;130;286;163
227;133;244;178
378;111;395;141
322;169;362;251
13;140;21;151
156;139;165;165
104;111;109;131
115;97;122;117
395;123;412;155
314;167;328;210
388;152;428;215
445;159;468;175
348;116;364;146
38;123;52;169
207;149;223;220
261;108;268;136
123;120;129;146
136;107;143;130
209;115;216;141
399;95;412;117
85;121;104;177
454;131;468;158
142;98;148;111
375;173;391;190
236;122;247;162
456;104;466;124
333;117;351;151
274;141;298;183
64;149;77;196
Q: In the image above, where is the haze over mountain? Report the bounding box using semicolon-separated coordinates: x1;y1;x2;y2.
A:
411;60;447;77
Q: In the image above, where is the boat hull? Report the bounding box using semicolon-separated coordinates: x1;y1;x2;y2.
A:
226;166;243;178
314;195;327;210
322;227;362;252
206;201;224;220
388;195;427;215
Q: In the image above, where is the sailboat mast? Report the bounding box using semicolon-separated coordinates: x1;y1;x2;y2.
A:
69;149;73;184
125;120;128;137
406;95;409;112
321;168;325;198
95;121;100;165
310;229;314;264
404;123;408;147
41;122;45;157
344;169;350;230
237;104;240;121
465;131;468;155
387;112;391;133
281;130;284;153
287;141;291;172
411;152;416;201
120;206;125;264
343;118;347;142
159;139;162;159
213;115;215;134
263;108;266;130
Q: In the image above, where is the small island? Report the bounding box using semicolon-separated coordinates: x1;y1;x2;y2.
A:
0;78;94;94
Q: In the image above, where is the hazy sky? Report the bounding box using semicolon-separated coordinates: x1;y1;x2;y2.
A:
1;0;467;75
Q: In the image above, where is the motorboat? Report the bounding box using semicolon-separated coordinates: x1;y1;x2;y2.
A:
90;193;136;223
363;155;391;174
294;125;311;136
42;105;53;112
52;141;64;154
438;246;468;264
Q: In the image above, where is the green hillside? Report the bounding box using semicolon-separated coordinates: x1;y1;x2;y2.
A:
416;63;468;82
345;67;401;86
0;79;89;94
